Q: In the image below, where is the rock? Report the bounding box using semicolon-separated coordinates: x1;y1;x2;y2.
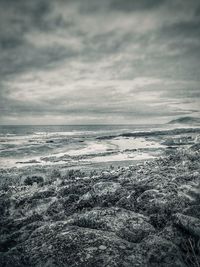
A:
32;188;55;199
68;207;155;243
0;195;10;217
23;176;44;186
190;143;200;151
57;183;89;197
162;137;192;146
12;195;57;218
183;204;200;218
45;199;65;219
0;220;44;254
136;189;165;204
143;236;185;267
45;194;79;218
62;194;79;209
129;182;152;199
0;247;29;267
149;213;169;229
136;189;169;215
92;182;122;197
12;213;43;230
78;182;126;209
173;213;200;238
19;223;145;267
99;245;107;250
116;193;135;211
136;188;188;217
62;169;86;180
46;140;54;143
174;172;199;184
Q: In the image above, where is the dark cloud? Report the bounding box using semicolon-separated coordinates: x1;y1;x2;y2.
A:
0;0;51;43
109;0;166;12
75;0;166;14
162;20;200;38
0;0;199;124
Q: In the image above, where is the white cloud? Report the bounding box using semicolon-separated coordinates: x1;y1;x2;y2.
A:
0;0;199;124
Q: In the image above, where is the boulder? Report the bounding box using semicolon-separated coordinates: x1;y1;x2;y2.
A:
0;195;10;217
21;222;145;267
136;189;165;204
173;213;200;238
136;189;168;215
78;182;126;209
12;195;57;218
183;204;200;218
68;207;155;243
143;236;185;267
92;182;122;197
116;193;135;211
32;188;55;199
57;183;89;197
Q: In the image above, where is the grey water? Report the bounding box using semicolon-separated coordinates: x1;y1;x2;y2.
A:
0;124;198;169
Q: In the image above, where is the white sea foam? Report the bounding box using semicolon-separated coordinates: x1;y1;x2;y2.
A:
1;125;197;169
82;152;155;163
109;137;164;150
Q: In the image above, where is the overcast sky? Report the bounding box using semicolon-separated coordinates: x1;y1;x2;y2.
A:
0;0;199;125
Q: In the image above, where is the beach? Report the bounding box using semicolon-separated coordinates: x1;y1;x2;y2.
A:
0;124;200;266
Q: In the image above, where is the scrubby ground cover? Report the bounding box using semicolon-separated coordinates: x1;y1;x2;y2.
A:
0;143;200;266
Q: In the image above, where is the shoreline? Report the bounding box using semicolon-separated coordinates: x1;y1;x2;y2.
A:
0;142;200;266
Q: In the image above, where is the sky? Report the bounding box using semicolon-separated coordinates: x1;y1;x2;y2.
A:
0;0;199;125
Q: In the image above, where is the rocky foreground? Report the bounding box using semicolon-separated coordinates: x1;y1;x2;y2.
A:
0;144;200;266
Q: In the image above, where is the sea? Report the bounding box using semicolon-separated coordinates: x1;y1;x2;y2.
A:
0;124;199;169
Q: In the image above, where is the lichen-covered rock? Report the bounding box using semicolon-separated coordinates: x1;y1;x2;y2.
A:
57;183;89;197
183;204;200;218
11;194;57;218
45;198;65;219
143;236;185;267
173;213;200;238
136;189;169;215
136;189;165;205
136;187;189;217
116;193;135;211
92;182;122;197
78;182;126;208
68;207;155;243
0;194;10;217
32;188;55;199
20;223;145;267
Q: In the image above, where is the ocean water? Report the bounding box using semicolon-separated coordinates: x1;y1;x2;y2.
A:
0;124;199;169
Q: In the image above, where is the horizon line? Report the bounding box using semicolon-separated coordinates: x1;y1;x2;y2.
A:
0;123;163;126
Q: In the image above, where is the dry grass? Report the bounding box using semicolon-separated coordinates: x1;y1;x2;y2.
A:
181;236;200;267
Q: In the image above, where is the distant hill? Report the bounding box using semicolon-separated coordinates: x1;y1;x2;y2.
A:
168;116;200;125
